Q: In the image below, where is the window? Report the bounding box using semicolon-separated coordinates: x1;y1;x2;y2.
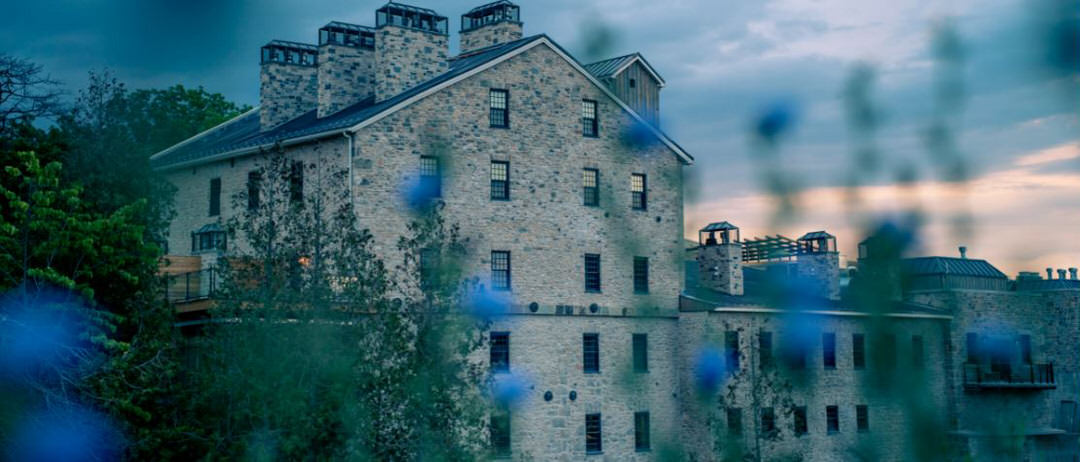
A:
582;168;599;206
490;332;509;373
856;405;869;432
192;229;226;252
793;406;808;436
491;412;511;457
853;334;866;370
290;160;304;204
209;178;221;216
826;406;839;434
419;156;441;198
633;257;649;294
582;99;598;137
634;411;650;451
882;334;897;369
584;254;601;293
823;333;836;369
759;331;774;368
633;333;648;373
490;161;509;200
631;173;647;210
491;251;511;291
629;78;636;88
912;335;925;369
1020;334;1032;365
725;331;740;372
966;333;979;363
727;408;743;436
489;89;509;128
585;413;602;454
247;171;261;210
583;333;600;373
419;248;438;290
761;407;776;436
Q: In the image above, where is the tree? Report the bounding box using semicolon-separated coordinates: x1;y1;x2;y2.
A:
0;54;61;134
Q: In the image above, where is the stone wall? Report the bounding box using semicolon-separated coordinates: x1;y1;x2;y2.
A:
695;243;743;296
317;43;374;118
259;62;318;131
797;252;841;301
460;21;523;54
374;25;448;102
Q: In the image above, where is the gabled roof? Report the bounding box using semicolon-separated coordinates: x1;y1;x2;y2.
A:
583;52;666;87
700;221;738;232
902;257;1007;279
799;231;834;241
152;35;692;171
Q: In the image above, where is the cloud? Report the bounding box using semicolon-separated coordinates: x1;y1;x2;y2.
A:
1014;142;1080;167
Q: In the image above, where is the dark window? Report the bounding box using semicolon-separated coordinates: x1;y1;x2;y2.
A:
853;334;866;370
247;171;261;210
419;248;438;290
826;406;839;434
490;332;509;373
585;413;602;454
583;333;600;373
1020;334;1032;365
582;168;599;206
582;99;598;137
759;331;774;368
912;335;925;368
634;411;650;451
419;156;441;198
633;257;649;294
209;178;221;216
633;333;648;373
584;254;601;292
289;161;304;204
727;408;743;436
761;407;776;436
856;405;869;432
823;332;836;369
793;406;808;436
491;412;511;457
489;89;509;128
882;333;897;369
629;78;636;88
725;331;740;372
966;333;979;363
193;230;226;252
491;250;511;291
490;161;509;200
631;173;647;210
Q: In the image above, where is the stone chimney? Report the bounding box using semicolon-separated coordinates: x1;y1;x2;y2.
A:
259;41;319;131
317;22;376;118
374;2;450;102
695;222;743;296
796;231;841;301
459;1;523;55
1047;268;1054;279
1058;269;1068;280
1070;268;1077;280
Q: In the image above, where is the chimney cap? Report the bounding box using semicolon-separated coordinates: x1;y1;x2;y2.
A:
958;246;967;259
376;2;449;35
462;0;521;32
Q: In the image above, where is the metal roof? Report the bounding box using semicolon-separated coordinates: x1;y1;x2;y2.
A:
465;0;517;15
264;40;318;52
799;231;834;240
152;35;693;170
902;257;1007;279
583;52;666;86
321;21;375;33
700;221;738;232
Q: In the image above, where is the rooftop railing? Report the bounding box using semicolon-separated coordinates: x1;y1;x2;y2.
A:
962;362;1055;391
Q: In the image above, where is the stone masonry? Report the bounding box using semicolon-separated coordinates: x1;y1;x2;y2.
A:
461;21;523;54
259;61;318;130
317;42;374;118
374;25;448;102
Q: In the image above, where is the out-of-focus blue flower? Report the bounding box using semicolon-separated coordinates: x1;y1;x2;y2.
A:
755;99;799;143
10;405;123;462
467;288;511;322
491;371;531;409
693;346;725;394
619;119;657;150
402;174;441;213
0;289;86;377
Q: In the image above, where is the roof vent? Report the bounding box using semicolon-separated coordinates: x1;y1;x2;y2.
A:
958;246;967;259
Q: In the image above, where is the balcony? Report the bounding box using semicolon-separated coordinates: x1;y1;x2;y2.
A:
963;362;1055;391
165;268;220;313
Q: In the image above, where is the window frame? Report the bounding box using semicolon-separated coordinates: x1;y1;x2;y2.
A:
582;99;598;137
584;253;602;293
419;155;442;198
631;173;647;210
759;331;774;369
823;332;837;369
761;407;777;436
247;171;261;210
209;178;221;217
583;333;600;374
289;160;304;204
585;412;603;454
489;89;509;128
490;331;510;373
491;250;511;291
1019;334;1032;365
856;405;869;433
727;407;743;436
634;411;650;452
793;406;808;436
853;333;866;370
725;330;740;373
632;333;648;373
826;405;840;434
633;256;649;294
582;168;599;207
490;411;511;458
490;160;510;201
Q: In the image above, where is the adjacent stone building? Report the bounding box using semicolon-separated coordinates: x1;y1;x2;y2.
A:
153;2;1079;460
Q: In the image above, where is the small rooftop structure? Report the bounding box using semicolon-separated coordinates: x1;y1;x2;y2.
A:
319;21;376;48
798;230;836;255
260;40;318;66
698;222;739;246
461;0;521;32
376;2;448;35
742;235;800;263
902;256;1008;291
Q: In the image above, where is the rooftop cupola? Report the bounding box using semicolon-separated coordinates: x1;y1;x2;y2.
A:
797;231;837;254
459;0;523;55
259;40;319;131
796;230;840;300
374;2;450;102
694;222;743;296
317;21;377;118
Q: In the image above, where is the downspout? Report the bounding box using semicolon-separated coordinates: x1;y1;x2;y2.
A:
344;131;355;209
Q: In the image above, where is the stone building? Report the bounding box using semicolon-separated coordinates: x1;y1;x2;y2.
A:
152;2;1079;460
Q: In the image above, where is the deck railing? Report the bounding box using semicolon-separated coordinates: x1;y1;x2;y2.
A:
962;362;1055;390
165;268;219;303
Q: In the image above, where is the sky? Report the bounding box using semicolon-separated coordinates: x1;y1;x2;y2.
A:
2;0;1077;276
